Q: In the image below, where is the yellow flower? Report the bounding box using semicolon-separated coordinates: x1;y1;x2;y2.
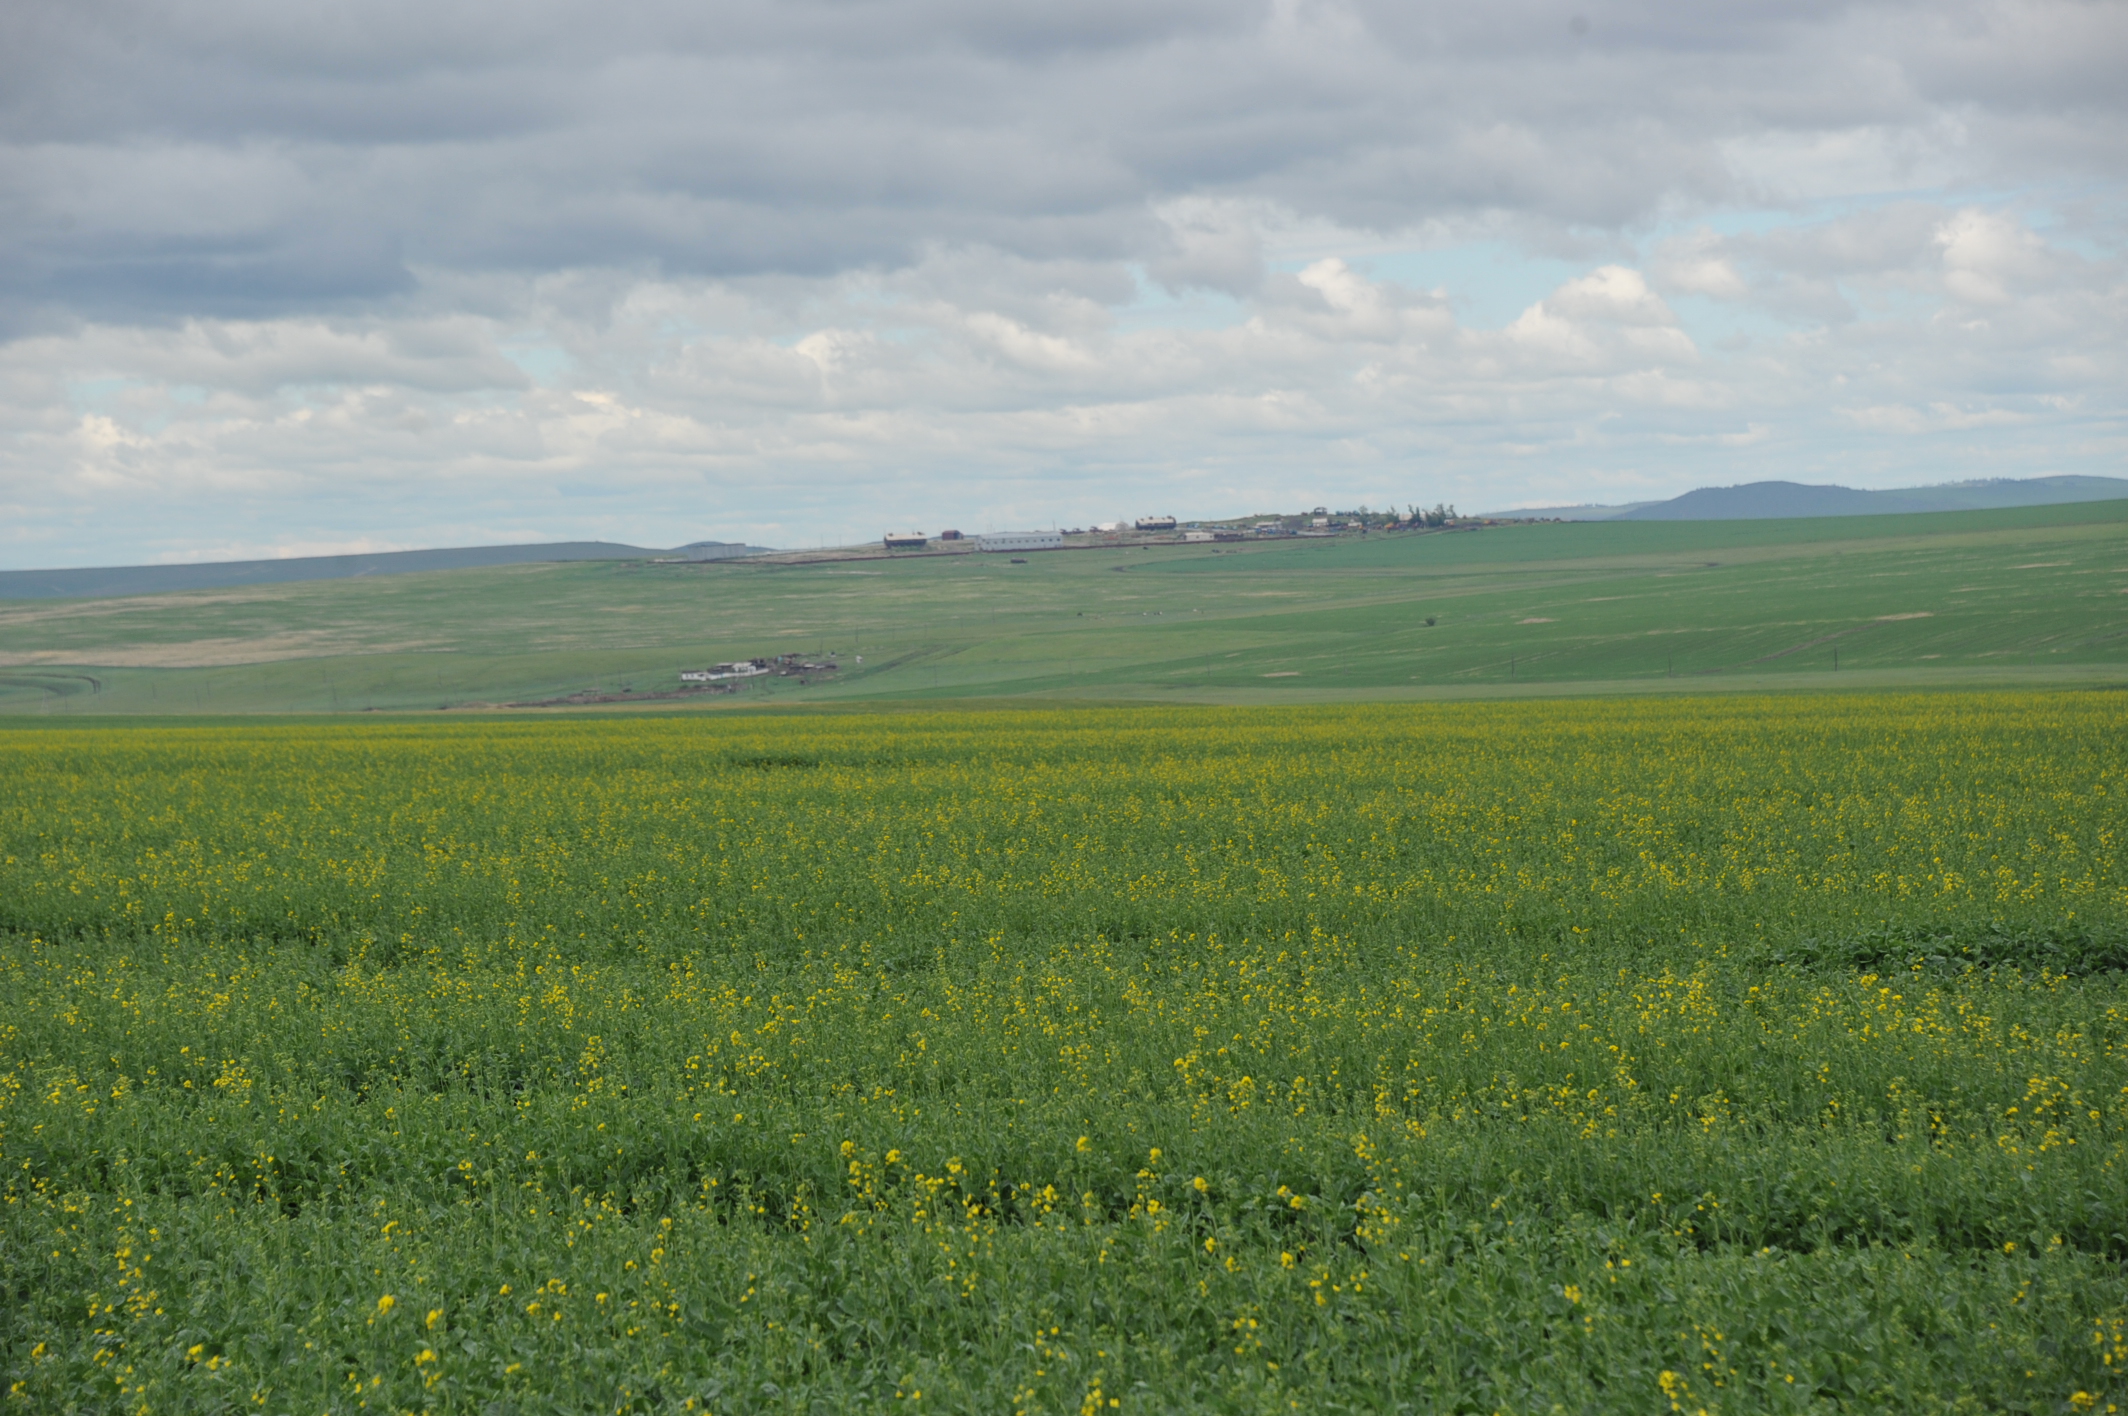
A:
375;1295;395;1314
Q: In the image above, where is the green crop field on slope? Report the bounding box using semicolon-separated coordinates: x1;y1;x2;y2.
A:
3;694;2127;1411
2;499;2124;714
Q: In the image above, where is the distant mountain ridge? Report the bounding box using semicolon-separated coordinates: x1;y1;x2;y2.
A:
1558;475;2128;522
0;540;769;601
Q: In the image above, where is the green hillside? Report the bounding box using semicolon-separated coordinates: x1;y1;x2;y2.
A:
3;499;2124;714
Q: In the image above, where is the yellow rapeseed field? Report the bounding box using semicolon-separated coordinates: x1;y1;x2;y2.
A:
2;693;2125;1412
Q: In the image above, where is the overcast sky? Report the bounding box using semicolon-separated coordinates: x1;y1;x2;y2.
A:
3;0;2123;564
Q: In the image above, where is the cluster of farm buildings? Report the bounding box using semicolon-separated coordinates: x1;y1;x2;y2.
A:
881;506;1460;554
679;653;843;686
677;505;1469;688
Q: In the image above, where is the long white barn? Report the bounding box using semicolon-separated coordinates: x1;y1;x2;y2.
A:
978;531;1063;553
680;660;770;682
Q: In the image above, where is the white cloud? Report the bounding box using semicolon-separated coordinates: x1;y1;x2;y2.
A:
1540;267;1678;328
1842;402;2030;434
1499;267;1697;373
1652;231;1748;300
1;0;2125;564
1936;208;2051;306
1659;422;1771;447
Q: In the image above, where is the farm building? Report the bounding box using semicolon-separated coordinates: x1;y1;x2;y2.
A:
680;660;769;682
978;531;1063;553
1134;515;1178;531
882;532;928;549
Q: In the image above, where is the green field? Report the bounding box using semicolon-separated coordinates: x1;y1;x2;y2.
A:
4;500;2125;714
3;694;2127;1411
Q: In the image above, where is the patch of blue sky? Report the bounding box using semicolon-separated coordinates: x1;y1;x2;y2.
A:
500;344;570;383
1660;293;1795;350
1844;283;1945;323
66;377;136;412
1684;177;2016;231
2018;190;2127;260
66;378;208;433
1692;199;1899;240
1113;272;1249;332
1309;245;1587;330
827;286;922;331
656;315;709;342
2027;228;2118;263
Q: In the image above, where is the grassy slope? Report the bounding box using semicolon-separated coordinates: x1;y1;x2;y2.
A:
2;499;2124;713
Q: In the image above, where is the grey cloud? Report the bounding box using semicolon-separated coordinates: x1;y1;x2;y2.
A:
3;0;2124;566
1145;200;1268;294
1748;205;1948;280
6;0;2122;328
1899;1;2128;114
115;318;530;396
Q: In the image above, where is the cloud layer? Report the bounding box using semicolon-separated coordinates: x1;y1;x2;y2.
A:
4;0;2123;561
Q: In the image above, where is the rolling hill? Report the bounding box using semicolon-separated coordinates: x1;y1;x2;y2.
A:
0;539;767;601
3;498;2123;714
1555;474;2128;521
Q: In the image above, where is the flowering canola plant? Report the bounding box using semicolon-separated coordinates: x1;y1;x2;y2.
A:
2;693;2125;1412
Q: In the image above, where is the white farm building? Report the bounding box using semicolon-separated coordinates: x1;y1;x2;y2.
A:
680;660;769;682
978;531;1063;553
